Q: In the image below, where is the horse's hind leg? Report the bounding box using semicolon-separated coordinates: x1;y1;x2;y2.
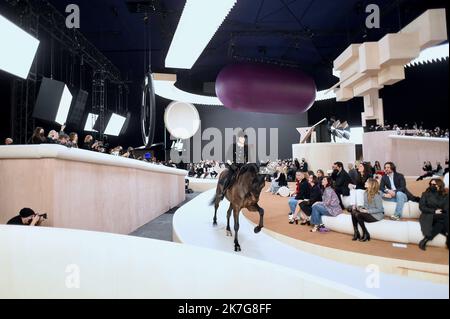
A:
233;206;241;252
254;204;264;234
213;197;220;226
226;204;232;236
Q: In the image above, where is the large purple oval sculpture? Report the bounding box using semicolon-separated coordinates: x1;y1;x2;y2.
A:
215;63;317;114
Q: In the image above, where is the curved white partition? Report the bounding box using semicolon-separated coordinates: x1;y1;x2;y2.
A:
0;144;187;176
0;145;186;234
322;214;446;247
0;225;374;299
173;189;448;299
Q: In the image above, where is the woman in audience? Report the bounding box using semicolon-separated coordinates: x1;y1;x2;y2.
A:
294;175;322;225
418;178;449;250
288;171;308;220
273;167;288;194
310;176;342;232
31;127;46;144
354;162;371;189
69;132;79;148
267;169;280;194
316;169;325;189
374;161;382;172
350;178;384;242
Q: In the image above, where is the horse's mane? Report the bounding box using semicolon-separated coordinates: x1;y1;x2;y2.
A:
237;163;259;177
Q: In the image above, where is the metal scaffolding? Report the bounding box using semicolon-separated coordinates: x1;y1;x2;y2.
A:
3;0;127;142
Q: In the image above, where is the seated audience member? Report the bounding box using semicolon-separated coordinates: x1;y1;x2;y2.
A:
6;208;45;226
276;168;288;190
82;135;98;151
316;169;325;188
380;162;419;221
288;171;308;218
110;146;123;156
292;175;322;225
294;158;301;171
374;161;382;173
351;162;371;190
58;133;70;146
69;133;79;148
299;158;308;172
348;163;358;184
331;161;352;209
418;178;449;250
416;161;433;181
433;162;443;176
444;158;449;175
310;176;343;232
47;130;59;143
209;162;220;179
266;171;279;193
350;178;384;242
4;137;13;145
122;147;135;159
31;127;46;144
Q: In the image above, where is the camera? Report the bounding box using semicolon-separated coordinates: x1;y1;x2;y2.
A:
38;213;48;219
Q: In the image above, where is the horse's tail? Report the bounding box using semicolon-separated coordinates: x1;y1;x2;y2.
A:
209;193;225;206
209;195;217;206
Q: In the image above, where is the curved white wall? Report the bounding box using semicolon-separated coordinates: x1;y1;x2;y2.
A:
0;225;373;299
173;189;448;299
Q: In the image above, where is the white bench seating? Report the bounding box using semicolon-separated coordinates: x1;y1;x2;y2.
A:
322;214;446;248
341;189;421;219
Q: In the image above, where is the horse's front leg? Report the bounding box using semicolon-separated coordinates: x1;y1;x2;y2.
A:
233;206;241;252
254;204;264;234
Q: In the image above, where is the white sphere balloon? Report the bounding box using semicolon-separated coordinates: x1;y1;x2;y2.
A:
164;101;200;139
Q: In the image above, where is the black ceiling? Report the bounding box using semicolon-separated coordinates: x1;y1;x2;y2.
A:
46;0;450;92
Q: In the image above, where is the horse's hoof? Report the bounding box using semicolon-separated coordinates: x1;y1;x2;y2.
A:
234;245;241;252
213;221;217;227
226;230;232;237
254;226;262;234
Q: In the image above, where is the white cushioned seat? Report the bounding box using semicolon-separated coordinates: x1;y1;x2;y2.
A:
322;214;446;248
341;192;422;219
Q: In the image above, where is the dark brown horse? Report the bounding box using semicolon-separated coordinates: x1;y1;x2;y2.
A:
211;163;266;252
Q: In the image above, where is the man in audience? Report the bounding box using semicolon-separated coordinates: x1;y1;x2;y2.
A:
6;208;45;226
58;133;70;146
4;138;13;145
331;161;351;209
348;162;358;184
380;162;418;221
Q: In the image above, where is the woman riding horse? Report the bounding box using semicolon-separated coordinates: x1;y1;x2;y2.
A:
211;163;266;252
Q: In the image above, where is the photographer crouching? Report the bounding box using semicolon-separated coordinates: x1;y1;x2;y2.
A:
6;208;47;226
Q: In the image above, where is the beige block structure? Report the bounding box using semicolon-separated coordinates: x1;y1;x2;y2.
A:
331;9;447;126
